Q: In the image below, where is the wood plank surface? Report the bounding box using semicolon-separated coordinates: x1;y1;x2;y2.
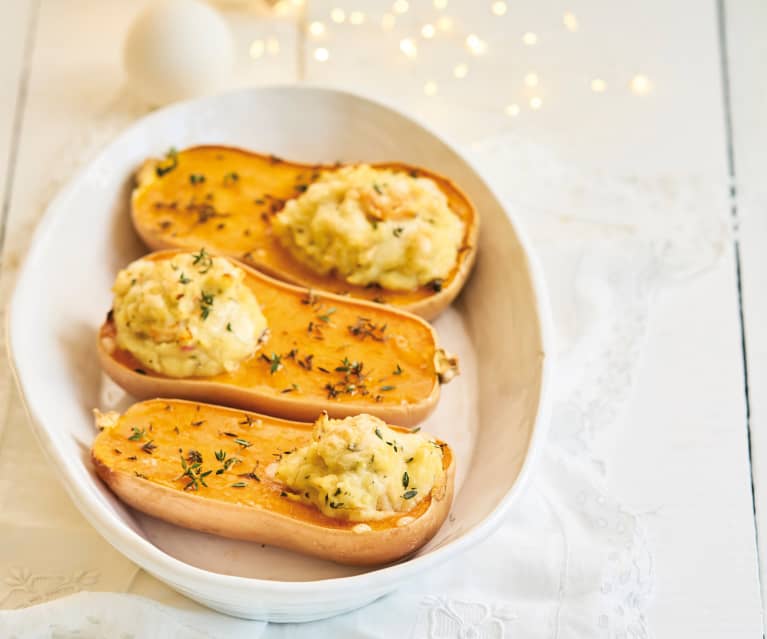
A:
724;0;767;627
0;0;763;635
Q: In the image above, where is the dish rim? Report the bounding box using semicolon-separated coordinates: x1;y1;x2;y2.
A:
7;84;554;594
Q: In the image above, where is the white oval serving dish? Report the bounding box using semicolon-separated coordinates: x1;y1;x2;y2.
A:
8;86;552;622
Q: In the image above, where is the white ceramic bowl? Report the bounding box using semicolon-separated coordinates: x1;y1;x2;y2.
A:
8;86;552;622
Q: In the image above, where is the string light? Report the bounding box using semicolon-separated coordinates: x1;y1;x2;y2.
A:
266;37;280;55
522;32;538;45
382;13;396;30
313;47;329;62
434;0;448;8
491;1;507;16
505;103;520;117
630;74;652;95
437;16;454;32
424;81;438;96
399;38;418;58
249;39;265;59
421;24;436;38
529;97;542;109
465;34;487;55
591;78;607;93
308;21;326;36
330;8;346;23
453;63;469;79
393;0;409;14
350;11;365;24
524;72;539;87
563;12;579;31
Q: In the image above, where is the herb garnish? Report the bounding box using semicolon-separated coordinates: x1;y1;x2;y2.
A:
348;317;386;342
155;147;178;177
177;454;212;491
393;363;403;375
393;227;404;238
402;471;409;488
214;449;240;474
179;273;191;284
192;247;213;273
266;352;282;374
226;322;233;332
317;308;336;323
234;438;252;448
200;291;214;319
231;482;247;488
186;450;203;464
403;489;418;500
380;385;396;392
374;427;383;440
128;427;145;441
141;440;157;455
223;171;240;186
189;173;206;185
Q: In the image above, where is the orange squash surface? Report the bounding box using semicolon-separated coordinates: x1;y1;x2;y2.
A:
131;146;479;320
91;399;455;565
99;251;458;426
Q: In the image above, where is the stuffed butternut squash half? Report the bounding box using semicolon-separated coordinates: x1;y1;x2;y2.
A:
98;250;458;426
92;399;455;565
131;146;479;320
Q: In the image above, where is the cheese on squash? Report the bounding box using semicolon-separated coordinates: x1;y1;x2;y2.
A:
275;412;444;521
273;165;464;291
112;251;267;377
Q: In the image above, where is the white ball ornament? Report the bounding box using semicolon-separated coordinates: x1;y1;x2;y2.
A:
124;0;235;106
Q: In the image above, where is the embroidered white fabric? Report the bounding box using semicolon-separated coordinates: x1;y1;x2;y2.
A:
0;119;728;638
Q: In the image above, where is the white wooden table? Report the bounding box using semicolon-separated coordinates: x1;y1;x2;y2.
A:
0;1;765;635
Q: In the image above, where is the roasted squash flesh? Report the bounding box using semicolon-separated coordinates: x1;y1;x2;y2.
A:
99;251;456;425
91;399;454;564
131;146;478;317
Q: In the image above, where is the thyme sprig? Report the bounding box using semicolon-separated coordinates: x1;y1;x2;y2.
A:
192;247;213;274
200;291;214;319
155;147;178;177
177;453;212;491
348;317;386;342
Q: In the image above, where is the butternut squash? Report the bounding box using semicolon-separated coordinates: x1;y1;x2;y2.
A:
98;250;458;426
131;146;478;320
91;399;455;566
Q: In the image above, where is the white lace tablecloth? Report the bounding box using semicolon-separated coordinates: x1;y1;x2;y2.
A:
0;102;726;638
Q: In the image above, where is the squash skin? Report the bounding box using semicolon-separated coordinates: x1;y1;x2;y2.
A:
131;146;479;320
99;250;458;427
91;399;455;566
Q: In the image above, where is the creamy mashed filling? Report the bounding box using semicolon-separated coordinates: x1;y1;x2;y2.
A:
112;251;267;377
273;165;464;291
275;412;444;521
